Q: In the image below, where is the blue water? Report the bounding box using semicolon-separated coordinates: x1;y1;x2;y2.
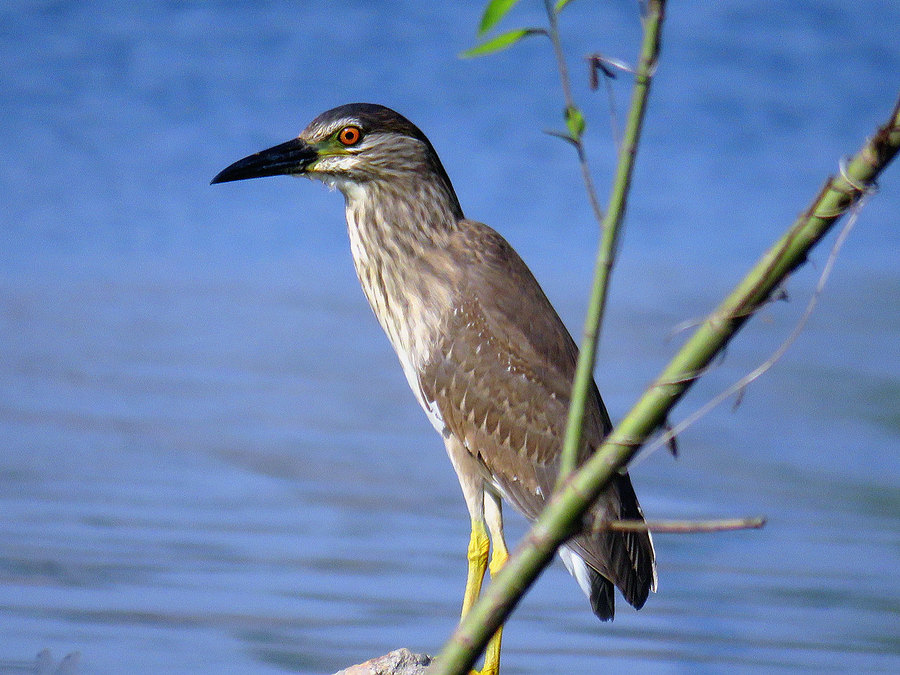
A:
1;1;898;673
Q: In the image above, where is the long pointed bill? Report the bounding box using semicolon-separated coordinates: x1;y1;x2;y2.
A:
211;137;318;184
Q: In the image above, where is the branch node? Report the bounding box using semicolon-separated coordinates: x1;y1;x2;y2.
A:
838;156;878;195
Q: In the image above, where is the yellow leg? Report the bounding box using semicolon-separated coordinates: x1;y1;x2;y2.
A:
479;534;509;675
462;517;504;675
447;440;506;674
459;491;509;675
462;518;490;619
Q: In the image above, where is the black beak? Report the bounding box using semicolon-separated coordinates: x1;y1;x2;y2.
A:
211;137;318;185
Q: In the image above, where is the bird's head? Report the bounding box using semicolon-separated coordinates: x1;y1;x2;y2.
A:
212;103;456;201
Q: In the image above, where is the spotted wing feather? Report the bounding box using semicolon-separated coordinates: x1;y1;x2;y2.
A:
419;220;656;617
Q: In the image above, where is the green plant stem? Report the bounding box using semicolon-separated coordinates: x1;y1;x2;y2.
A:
429;95;900;675
557;0;664;483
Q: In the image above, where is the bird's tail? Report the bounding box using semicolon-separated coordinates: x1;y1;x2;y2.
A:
558;545;616;620
559;473;657;621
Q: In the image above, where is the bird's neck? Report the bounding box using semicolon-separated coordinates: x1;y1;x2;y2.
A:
341;178;461;375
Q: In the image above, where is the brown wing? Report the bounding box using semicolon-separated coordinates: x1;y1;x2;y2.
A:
418;220;655;614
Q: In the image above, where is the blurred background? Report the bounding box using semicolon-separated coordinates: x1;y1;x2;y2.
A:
1;1;898;673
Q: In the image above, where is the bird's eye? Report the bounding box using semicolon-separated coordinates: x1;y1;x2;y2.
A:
338;126;362;146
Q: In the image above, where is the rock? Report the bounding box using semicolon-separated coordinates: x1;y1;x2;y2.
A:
333;648;433;675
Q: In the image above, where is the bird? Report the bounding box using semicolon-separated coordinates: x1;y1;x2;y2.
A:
212;103;656;675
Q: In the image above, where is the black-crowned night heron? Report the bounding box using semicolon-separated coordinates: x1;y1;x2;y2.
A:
212;103;655;674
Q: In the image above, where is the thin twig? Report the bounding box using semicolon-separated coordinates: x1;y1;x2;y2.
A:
543;0;605;225
602;516;766;534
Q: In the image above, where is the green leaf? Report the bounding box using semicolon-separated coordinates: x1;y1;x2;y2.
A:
479;0;522;36
565;105;585;140
461;28;539;58
554;0;576;12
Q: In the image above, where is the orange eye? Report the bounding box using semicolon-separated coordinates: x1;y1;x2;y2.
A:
338;126;362;146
